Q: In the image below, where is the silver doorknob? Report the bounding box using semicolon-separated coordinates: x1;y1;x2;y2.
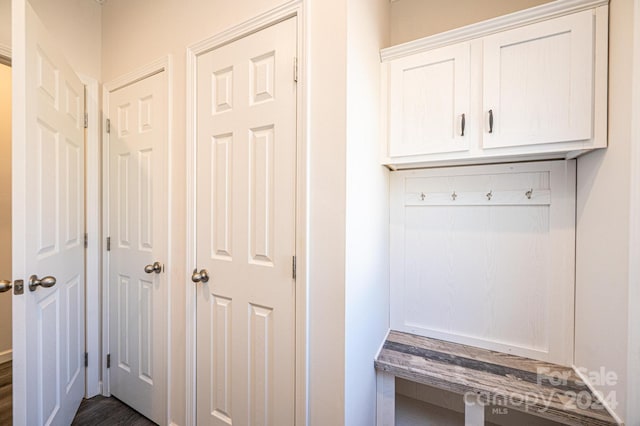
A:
144;262;162;274
191;269;209;283
28;275;56;292
0;280;11;293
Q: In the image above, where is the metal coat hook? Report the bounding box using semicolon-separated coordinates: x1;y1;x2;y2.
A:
525;188;533;199
486;190;493;201
451;191;457;201
420;192;426;201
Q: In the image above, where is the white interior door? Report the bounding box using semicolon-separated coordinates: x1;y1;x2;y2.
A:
195;17;297;426
107;70;167;425
12;2;85;425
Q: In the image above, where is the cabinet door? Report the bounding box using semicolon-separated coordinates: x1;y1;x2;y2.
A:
482;10;594;149
388;43;470;157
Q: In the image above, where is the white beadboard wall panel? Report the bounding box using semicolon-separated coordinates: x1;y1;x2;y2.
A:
390;160;576;364
402;204;551;351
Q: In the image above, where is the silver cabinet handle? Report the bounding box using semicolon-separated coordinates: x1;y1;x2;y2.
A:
0;280;11;293
29;275;56;292
461;113;466;137
144;262;162;274
191;269;209;284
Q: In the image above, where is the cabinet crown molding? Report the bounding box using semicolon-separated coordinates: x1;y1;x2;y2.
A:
381;0;608;61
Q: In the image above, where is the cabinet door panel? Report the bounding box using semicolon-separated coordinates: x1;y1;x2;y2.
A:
389;43;470;157
482;10;594;149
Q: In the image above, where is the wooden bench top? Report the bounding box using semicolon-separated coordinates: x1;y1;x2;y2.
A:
375;330;620;426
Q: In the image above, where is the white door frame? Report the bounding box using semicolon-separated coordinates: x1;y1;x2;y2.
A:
185;1;308;424
80;73;101;398
0;40;103;399
102;56;173;423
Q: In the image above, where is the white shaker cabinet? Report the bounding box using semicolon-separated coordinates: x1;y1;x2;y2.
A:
388;43;470;157
482;10;595;149
381;1;609;169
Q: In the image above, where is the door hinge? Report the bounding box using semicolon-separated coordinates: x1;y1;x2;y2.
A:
85;352;88;367
106;237;111;251
106;354;111;369
84;233;88;249
106;118;111;134
292;255;297;280
84;112;88;129
293;57;298;83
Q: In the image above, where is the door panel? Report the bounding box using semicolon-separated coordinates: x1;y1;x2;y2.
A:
12;3;85;425
388;42;470;157
195;17;297;426
107;70;167;425
482;10;594;148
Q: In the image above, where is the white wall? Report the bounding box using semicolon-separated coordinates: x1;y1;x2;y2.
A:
305;0;348;423
0;63;11;360
389;0;552;45
344;0;390;424
28;0;101;79
575;0;634;421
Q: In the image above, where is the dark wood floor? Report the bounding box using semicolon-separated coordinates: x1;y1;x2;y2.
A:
72;396;156;426
0;361;11;426
0;361;155;426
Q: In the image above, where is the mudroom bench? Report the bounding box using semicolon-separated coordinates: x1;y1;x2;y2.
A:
374;331;619;426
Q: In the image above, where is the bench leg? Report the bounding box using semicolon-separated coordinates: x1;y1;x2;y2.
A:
376;371;395;426
464;395;485;426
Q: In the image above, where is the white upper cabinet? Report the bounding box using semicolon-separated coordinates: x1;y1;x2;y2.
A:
482;11;594;149
381;0;609;169
389;43;470;156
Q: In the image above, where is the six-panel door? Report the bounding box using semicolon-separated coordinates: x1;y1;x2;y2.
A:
107;70;167;425
195;17;297;426
12;3;86;425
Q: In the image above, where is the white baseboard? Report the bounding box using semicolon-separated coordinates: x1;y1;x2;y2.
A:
0;349;12;364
